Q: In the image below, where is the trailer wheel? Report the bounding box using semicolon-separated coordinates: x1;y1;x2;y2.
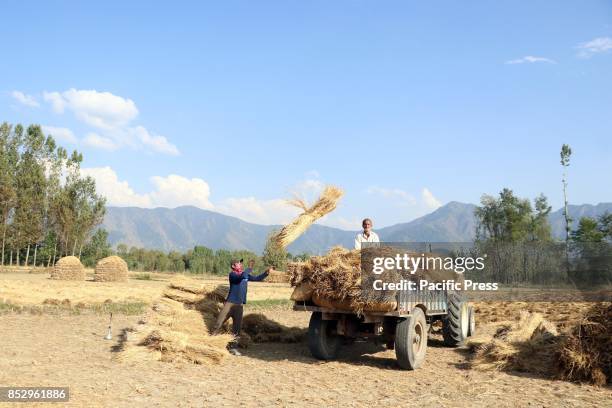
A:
442;292;469;347
395;308;427;370
467;305;476;337
308;312;340;360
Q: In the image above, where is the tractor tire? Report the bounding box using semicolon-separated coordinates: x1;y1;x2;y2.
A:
308;312;341;360
395;308;428;370
442;292;469;347
467;305;476;337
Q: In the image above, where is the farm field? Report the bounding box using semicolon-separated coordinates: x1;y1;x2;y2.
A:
0;271;610;407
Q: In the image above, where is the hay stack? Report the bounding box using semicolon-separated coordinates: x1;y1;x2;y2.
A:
271;185;343;249
93;256;128;282
50;256;85;281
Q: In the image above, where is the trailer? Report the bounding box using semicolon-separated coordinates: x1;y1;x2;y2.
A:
293;289;476;369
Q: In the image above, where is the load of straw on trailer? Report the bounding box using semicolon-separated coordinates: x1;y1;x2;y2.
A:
288;245;459;314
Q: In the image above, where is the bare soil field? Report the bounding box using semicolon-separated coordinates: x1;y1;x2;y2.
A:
0;273;610;407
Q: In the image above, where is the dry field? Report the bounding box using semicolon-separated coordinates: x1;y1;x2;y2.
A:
0;271;610;407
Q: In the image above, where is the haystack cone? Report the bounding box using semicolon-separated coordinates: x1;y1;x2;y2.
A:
94;255;128;282
50;256;85;281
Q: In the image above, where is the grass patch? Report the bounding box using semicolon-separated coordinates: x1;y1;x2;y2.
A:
0;300;147;316
133;273;152;280
248;298;293;309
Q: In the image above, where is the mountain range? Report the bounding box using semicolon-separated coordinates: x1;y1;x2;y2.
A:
102;202;612;254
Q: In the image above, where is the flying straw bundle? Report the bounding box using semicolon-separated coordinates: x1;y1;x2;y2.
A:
50;256;85;281
93;256;128;282
271;185;344;249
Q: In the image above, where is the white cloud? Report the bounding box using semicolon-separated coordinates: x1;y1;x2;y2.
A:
42;126;77;144
148;175;213;209
83;133;119;151
366;186;416;206
82;167;213;209
44;88;138;129
129;126;179;156
505;56;556;64
576;37;612;58
217;197;300;225
11;91;39;107
422;188;442;209
81;167;151;207
43;91;66;113
42;88;179;155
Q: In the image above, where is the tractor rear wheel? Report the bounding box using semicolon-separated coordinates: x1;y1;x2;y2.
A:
467;305;476;337
442;292;469;347
395;308;428;369
308;312;341;360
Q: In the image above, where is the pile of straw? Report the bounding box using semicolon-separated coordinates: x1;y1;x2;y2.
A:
241;313;306;343
468;311;559;375
93;256;128;282
50;256;85;281
468;304;612;386
117;277;233;365
117;276;308;364
271;185;344;249
556;303;611;386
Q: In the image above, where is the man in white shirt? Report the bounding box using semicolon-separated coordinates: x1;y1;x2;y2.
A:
354;218;380;250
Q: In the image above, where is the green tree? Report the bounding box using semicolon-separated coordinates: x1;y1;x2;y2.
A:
81;229;112;267
262;231;288;270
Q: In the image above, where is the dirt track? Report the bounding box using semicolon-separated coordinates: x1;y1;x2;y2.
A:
1;310;610;408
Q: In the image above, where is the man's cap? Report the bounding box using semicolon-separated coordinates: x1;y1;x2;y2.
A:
230;258;243;266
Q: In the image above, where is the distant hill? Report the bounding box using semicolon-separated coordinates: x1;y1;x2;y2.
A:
548;203;612;238
102;202;612;254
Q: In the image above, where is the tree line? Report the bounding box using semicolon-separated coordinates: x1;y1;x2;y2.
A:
0;123;105;268
472;188;611;286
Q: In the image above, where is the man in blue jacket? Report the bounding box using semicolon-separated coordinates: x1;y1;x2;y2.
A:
213;258;269;351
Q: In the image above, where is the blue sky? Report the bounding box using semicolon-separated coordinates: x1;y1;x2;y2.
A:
2;1;611;229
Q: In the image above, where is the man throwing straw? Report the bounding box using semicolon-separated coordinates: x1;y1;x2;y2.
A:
213;258;270;355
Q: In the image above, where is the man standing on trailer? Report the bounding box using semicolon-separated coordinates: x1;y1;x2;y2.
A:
354;218;380;250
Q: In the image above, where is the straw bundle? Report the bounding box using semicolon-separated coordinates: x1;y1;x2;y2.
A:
266;269;290;283
50;256;85;281
93;256;128;282
271;185;344;249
